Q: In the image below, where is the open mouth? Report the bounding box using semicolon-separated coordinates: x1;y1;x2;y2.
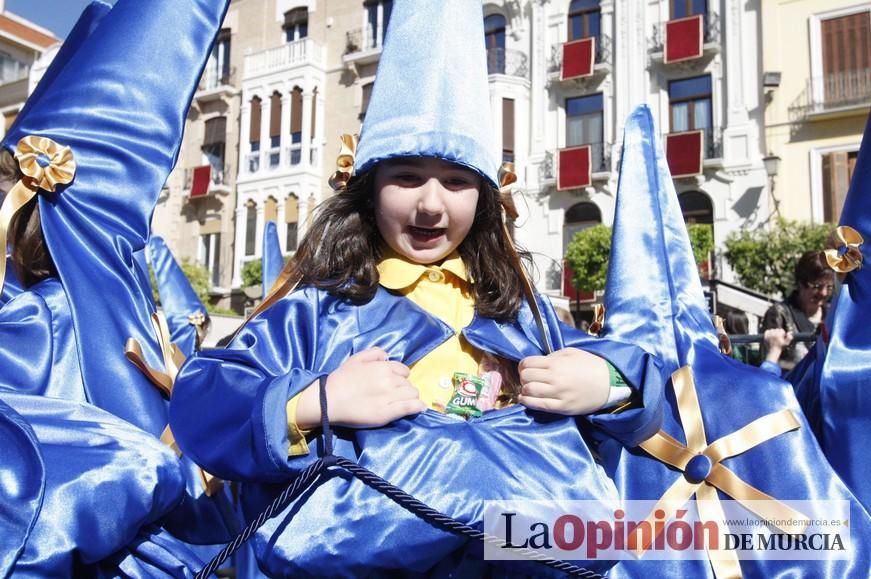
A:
408;226;446;240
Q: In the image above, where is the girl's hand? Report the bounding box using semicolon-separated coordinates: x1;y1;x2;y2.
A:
295;348;426;429
518;347;610;415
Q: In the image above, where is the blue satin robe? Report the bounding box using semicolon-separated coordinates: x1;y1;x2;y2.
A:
0;391;203;578
171;285;666;576
597;342;871;579
0;279;238;575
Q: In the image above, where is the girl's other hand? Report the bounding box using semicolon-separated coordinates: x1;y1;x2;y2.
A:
518;348;610;415
295;348;425;429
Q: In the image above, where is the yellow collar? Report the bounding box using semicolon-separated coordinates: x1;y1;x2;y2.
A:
377;250;468;290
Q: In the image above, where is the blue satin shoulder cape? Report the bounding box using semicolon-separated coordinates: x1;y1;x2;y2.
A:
170;285;667;576
0;390;204;577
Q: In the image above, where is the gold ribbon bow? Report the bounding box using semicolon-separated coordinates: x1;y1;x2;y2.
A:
328;133;358;190
0;136;76;293
634;366;806;578
125;311;222;496
825;225;863;273
588;303;605;336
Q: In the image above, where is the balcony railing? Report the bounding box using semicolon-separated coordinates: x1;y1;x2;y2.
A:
244;38;322;79
665;127;722;160
199;66;235;92
184;163;231;188
548;33;612;72
789;68;871;120
345;25;386;55
486;48;529;78
650;11;720;53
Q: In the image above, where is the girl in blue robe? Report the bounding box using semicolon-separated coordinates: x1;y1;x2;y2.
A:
170;0;667;576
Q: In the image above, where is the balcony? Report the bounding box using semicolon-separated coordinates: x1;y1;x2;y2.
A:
663;127;722;178
185;163;232;198
486;48;529;79
789;68;871;122
649;11;720;64
540;143;611;191
243;38;323;80
548;34;611;88
196;67;236;102
343;25;386;67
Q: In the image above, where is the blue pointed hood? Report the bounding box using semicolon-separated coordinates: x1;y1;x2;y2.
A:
602;105;718;370
0;0;230;435
352;0;498;186
262;220;283;299
148;236;209;356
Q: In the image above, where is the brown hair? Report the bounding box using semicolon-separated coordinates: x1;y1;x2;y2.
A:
283;166;532;321
794;250;831;287
1;149;57;287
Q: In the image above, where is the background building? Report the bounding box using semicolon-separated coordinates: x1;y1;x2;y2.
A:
0;5;58;139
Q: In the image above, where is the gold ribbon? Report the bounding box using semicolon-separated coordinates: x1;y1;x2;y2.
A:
633;366;807;578
824;225;863;273
187;310;208;347
0;136;76;293
327;133;358;190
588;303;605;336
125;311;222;495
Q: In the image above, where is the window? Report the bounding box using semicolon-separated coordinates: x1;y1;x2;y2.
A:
669;75;712;154
0;52;27;83
671;0;707;19
568;0;600;41
199;231;221;287
565;93;604;171
202;116;226;184
484;14;506;74
286;195;299;252
289;87;303;165
248;96;262;172
678;190;713;224
502;98;515;163
245;202;257;256
822;150;858;223
820;12;871;106
365;0;393;49
284;7;308;42
205;28;231;89
269;91;282;168
360;82;373;121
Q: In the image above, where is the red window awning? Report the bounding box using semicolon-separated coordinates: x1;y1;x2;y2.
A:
561;37;595;80
190;165;211;198
557;145;592;190
665;130;704;178
665;14;703;64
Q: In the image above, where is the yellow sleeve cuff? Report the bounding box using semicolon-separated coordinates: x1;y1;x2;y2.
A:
285;394;311;457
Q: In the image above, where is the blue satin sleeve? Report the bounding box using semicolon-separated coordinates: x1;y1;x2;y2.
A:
0;391;188;577
171;287;324;482
83;525;204;579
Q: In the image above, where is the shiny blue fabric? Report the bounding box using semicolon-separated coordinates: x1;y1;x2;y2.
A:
789;112;871;514
0;390;190;578
1;0;230;439
171;286;665;575
600;106;871;578
0;398;43;578
261;220;283;300
353;0;499;186
149;236;208;357
0;0;236;571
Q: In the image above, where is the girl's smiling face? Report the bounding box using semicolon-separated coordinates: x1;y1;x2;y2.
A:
373;157;481;265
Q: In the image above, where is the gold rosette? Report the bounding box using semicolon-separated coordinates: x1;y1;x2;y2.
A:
588;303;605;336
825;225;863;273
0;136;76;292
328;133;358;190
498;162;519;221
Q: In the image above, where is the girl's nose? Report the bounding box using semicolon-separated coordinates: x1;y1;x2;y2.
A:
417;178;445;214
